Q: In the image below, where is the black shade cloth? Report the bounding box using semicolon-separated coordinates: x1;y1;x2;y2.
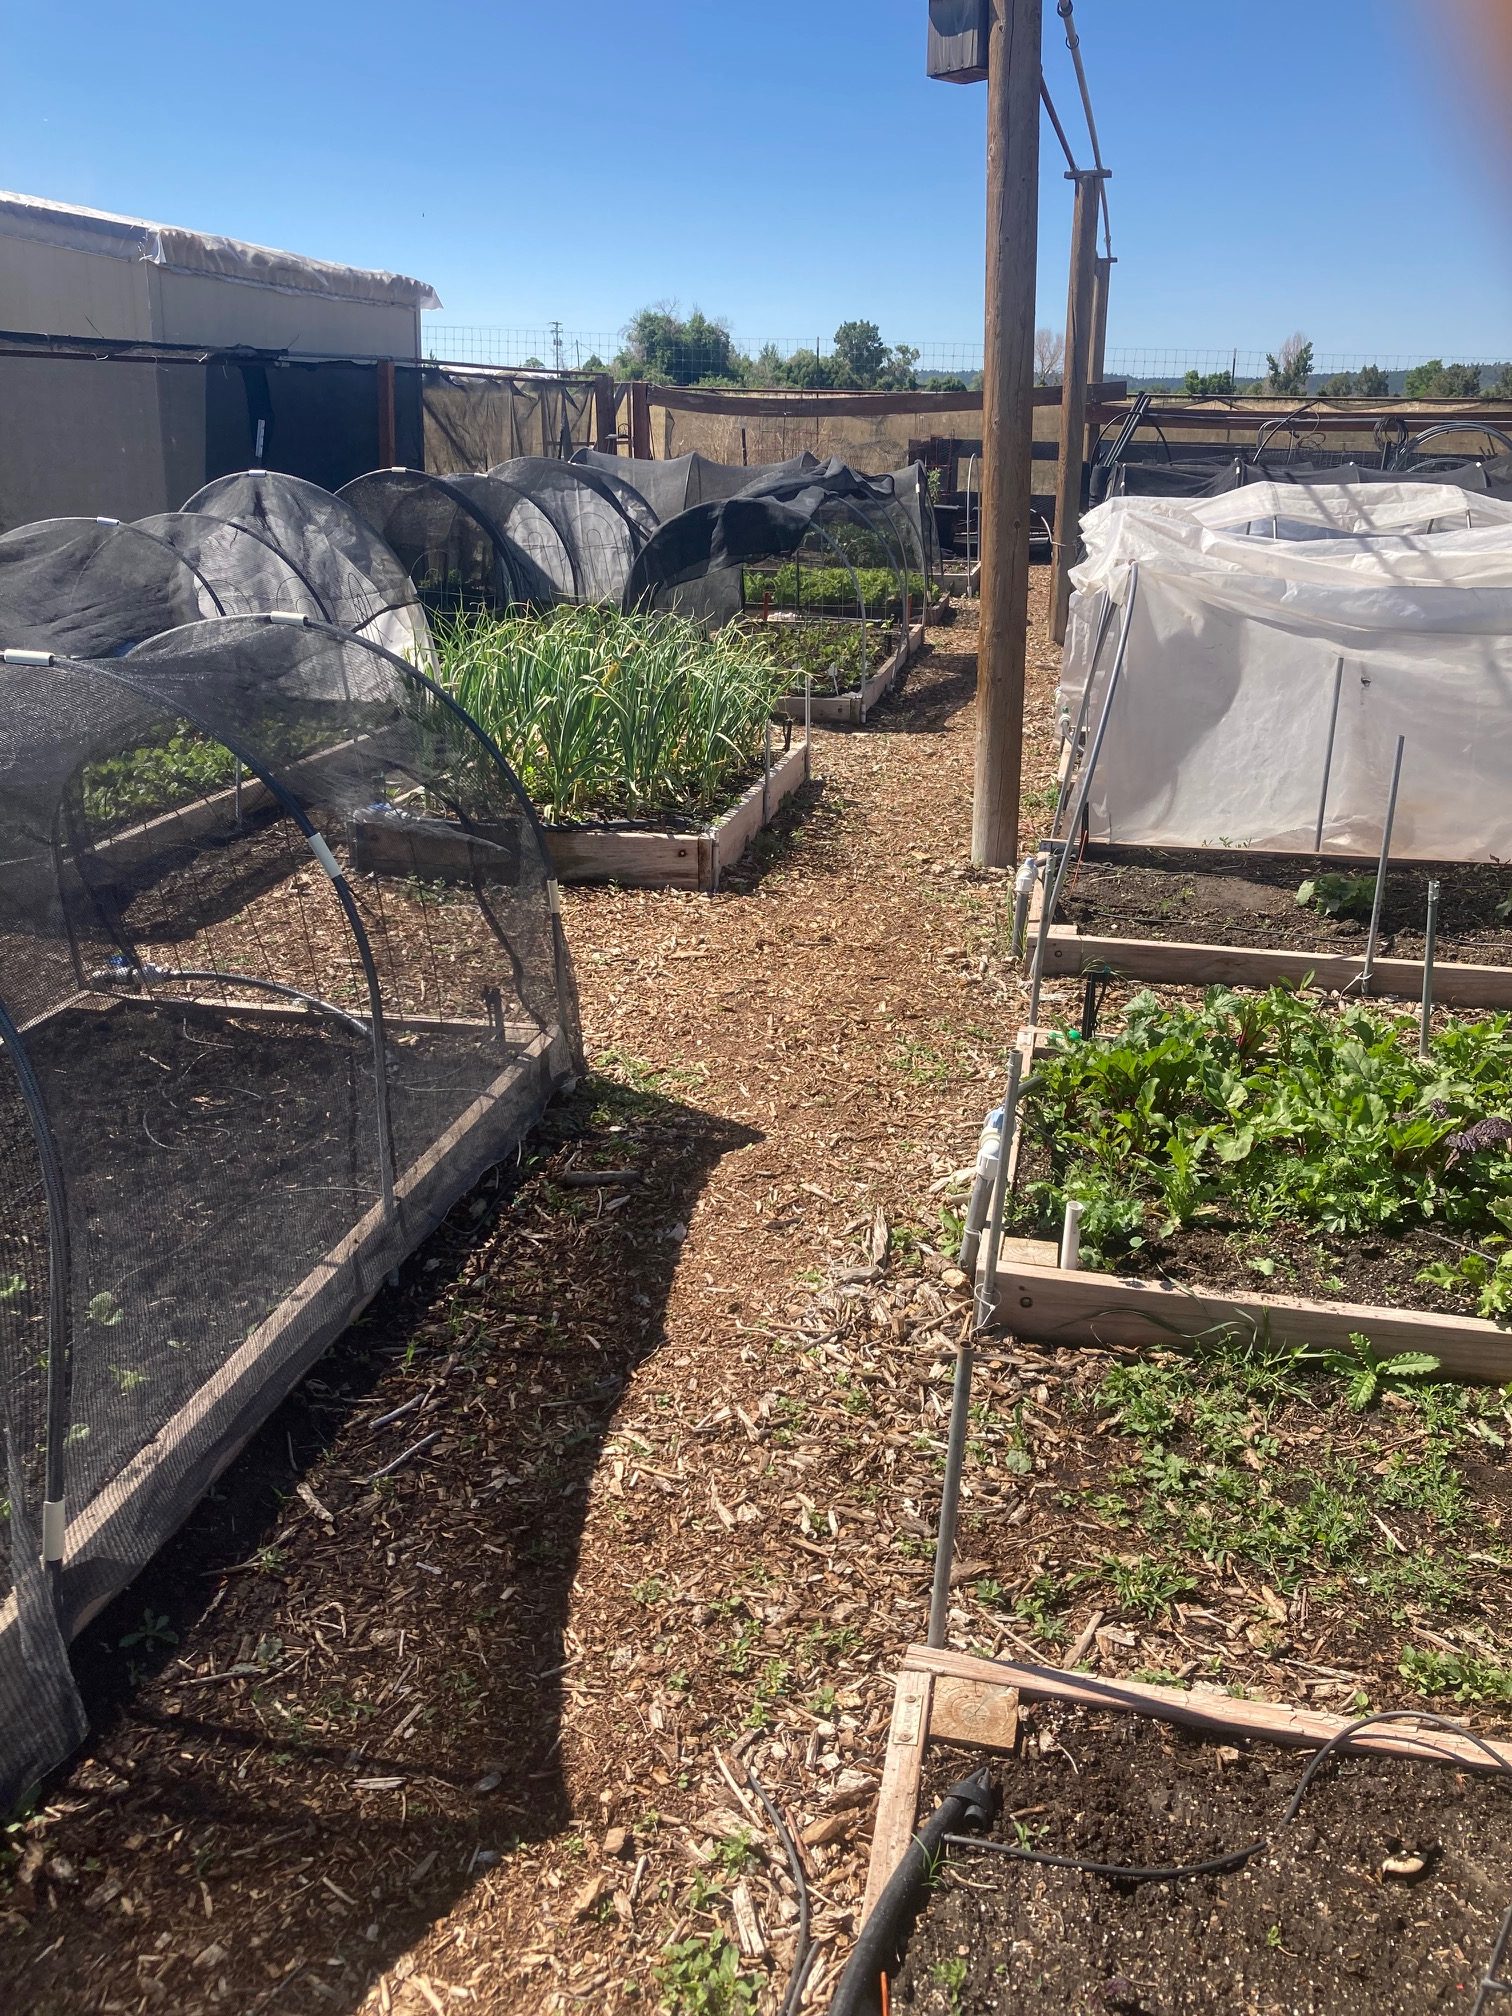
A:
182;469;436;664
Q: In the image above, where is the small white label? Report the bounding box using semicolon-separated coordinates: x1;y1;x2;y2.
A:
42;1499;65;1563
546;878;562;916
268;610;308;627
3;648;54;666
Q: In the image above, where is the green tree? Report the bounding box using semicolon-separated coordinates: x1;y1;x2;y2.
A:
1265;332;1314;395
879;342;921;392
616;305;744;386
831;319;889;387
1403;358;1483;399
749;342;788;388
1320;364;1391;398
1182;368;1235;397
1493;364;1512;399
779;347;837;389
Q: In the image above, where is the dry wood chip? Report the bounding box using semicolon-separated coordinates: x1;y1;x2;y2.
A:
799;1812;854;1848
729;1880;768;1961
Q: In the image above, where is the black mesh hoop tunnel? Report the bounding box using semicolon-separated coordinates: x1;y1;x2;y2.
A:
0;612;580;1805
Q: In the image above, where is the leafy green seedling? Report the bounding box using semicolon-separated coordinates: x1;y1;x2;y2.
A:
1305;1331;1441;1410
1296;873;1376;921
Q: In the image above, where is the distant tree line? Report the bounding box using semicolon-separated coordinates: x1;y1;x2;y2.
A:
563;306;1512;404
604;305;977;392
1176;333;1512;402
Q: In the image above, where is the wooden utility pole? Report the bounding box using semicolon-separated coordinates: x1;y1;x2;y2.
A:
1050;167;1108;645
1090;254;1113;385
972;0;1043;869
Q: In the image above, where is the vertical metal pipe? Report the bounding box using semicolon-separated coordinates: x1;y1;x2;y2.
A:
1361;735;1406;994
1028;564;1140;1027
1051;588;1115;838
1419;878;1441;1059
927;1338;976;1649
1313;657;1345;854
975;1050;1024;1331
763;717;772;823
932;1045;1024;1649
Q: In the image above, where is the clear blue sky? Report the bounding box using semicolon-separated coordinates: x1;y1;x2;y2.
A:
5;0;1509;365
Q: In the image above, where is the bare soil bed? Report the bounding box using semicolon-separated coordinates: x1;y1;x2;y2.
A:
1060;848;1512;964
892;1700;1512;2015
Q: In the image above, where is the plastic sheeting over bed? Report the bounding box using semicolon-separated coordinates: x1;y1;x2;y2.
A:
1060;482;1512;862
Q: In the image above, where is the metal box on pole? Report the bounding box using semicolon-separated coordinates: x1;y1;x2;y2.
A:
927;0;991;82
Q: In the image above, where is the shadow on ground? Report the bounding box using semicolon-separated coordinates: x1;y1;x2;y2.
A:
11;1075;757;2015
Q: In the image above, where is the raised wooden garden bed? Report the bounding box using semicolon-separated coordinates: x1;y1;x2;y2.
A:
542;734;812;891
773;619;927;727
864;1644;1512;1940
980;1016;1512;1382
1030;844;1512;1009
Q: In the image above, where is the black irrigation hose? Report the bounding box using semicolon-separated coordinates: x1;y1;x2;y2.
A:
934;1712;1512;1979
828;1768;996;2016
746;1766;814;2016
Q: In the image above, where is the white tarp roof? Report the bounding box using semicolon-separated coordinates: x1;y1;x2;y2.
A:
0;190;440;311
1061;483;1512;861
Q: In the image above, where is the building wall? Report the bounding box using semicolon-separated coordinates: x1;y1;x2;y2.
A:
0;231;423;527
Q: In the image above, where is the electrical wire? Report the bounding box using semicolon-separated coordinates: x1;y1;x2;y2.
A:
746;1765;815;2016
938;1711;1512;1988
1056;0;1113;256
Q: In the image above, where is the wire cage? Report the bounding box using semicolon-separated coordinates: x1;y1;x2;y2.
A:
0;613;580;1803
337;469;559;615
182;469;437;666
487;457;658;605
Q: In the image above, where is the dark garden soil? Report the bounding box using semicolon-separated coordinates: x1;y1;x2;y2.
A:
893;1701;1512;2016
1060;848;1512;966
1008;1137;1471;1315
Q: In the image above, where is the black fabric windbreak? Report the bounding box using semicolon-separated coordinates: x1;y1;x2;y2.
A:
0;518;216;657
570;448;823;523
338;469;554;613
488;458;657;604
0;615;579;1804
183;469;437;667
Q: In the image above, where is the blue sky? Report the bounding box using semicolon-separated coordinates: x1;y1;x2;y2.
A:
4;1;1509;366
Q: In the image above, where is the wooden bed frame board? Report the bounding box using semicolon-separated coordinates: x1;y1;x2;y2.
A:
1030;846;1512;1009
544;737;811;891
860;1641;1512;1920
774;620;926;728
988;1020;1512;1381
